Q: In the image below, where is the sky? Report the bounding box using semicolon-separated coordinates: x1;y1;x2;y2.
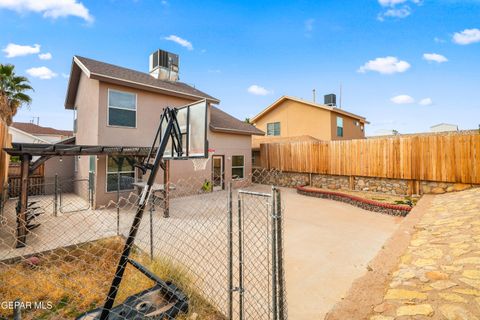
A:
0;0;479;136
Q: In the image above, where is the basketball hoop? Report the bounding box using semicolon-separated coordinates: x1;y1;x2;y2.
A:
192;148;215;171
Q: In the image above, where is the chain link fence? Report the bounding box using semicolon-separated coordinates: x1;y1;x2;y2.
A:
0;168;287;320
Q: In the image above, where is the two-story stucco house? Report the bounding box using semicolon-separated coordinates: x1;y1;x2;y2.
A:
65;50;263;207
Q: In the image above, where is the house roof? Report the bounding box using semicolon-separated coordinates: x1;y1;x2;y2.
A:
430;123;458;128
65;56;220;109
11;122;73;137
251;96;369;124
252;135;320;149
210;106;264;136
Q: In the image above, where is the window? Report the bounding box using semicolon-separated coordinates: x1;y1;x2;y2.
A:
106;156;136;192
336;117;344;137
354;120;360;126
231;155;245;179
108;89;136;128
267;122;280;136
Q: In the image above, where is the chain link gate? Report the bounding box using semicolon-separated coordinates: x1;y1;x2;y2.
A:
229;186;287;320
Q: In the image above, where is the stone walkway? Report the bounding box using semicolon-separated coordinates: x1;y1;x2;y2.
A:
369;187;480;320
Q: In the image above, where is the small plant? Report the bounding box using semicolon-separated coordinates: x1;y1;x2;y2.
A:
201;179;212;192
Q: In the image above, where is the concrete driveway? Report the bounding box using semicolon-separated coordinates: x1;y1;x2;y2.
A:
281;187;401;319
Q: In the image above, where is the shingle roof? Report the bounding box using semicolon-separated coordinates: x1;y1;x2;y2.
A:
65;56;219;108
12;122;73;137
210;106;264;136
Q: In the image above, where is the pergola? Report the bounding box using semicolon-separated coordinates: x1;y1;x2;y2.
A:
3;140;170;248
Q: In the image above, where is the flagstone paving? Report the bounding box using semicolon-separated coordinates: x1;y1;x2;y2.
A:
369;187;480;319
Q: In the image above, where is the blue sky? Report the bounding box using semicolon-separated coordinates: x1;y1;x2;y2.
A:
1;0;479;135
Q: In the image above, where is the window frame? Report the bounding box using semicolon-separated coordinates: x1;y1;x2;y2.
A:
336;116;344;137
267;122;280;136
231;155;245;180
107;88;138;129
105;156;136;193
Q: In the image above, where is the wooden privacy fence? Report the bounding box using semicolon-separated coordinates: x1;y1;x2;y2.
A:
8;163;45;197
260;133;480;184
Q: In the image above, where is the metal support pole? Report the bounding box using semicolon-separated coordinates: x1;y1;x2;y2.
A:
163;160;170;218
16;154;30;248
227;181;233;320
100;110;177;320
275;188;285;320
237;195;244;320
13;299;21;320
53;174;58;217
149;199;154;260
116;171;120;236
271;187;278;319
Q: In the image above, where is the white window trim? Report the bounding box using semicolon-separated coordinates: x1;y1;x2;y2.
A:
105;156;136;193
336;116;344;137
267;122;280;136
231;155;245;180
107;88;138;129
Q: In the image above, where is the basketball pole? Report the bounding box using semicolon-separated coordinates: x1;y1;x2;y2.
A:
163;159;170;218
99;107;182;320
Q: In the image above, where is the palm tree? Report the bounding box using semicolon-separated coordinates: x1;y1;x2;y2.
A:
0;64;33;125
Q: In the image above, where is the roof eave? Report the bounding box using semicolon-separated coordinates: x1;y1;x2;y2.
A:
209;125;265;136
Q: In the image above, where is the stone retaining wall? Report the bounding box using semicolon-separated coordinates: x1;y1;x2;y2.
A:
252;168;476;196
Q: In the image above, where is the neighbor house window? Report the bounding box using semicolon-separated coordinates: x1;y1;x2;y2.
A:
108;89;136;128
336;117;344;137
267;122;280;136
232;155;245;179
106;156;136;192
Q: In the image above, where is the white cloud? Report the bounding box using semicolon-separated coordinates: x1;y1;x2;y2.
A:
61;73;70;79
452;28;480;45
380;7;411;19
26;66;57;79
391;95;415;104
419;98;432;106
38;52;52;60
378;0;408;6
423;53;447;63
247;85;272;96
434;37;446;43
164;35;193;50
3;43;40;58
304;18;315;32
358;56;411;74
0;0;93;23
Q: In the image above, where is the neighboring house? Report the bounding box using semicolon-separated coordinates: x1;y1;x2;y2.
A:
10;122;73;143
8;122;74;178
430;123;458;133
251;95;368;141
250;95;368;165
65;50;263;207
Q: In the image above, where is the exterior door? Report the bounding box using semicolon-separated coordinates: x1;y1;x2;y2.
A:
212;155;224;191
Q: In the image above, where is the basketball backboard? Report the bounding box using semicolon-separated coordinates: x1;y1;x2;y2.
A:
162;99;208;159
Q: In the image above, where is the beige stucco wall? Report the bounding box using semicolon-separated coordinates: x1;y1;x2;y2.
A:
330;111;366;140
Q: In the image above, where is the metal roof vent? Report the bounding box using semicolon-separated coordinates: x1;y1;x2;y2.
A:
324;94;336;107
149;49;179;82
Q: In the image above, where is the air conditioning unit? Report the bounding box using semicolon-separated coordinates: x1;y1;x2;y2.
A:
324;94;336;107
149;49;179;82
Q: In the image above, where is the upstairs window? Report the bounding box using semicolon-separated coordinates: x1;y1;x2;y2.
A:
267;122;280;136
336;117;344;137
108;89;136;128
